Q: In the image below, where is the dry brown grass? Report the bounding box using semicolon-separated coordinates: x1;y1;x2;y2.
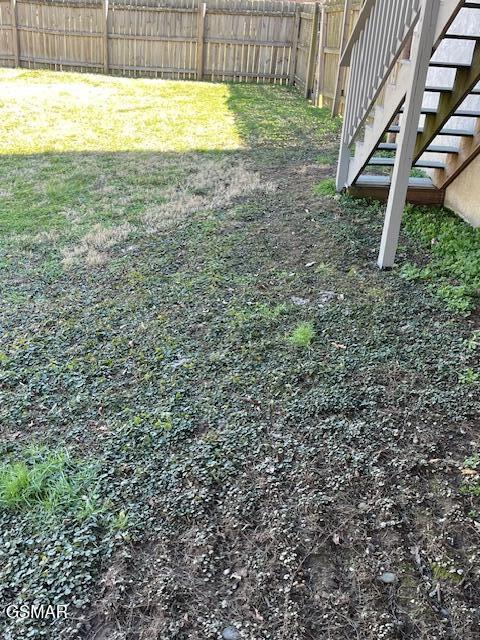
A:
142;158;275;233
61;223;133;268
59;156;275;268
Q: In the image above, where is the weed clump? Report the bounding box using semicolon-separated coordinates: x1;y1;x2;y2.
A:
288;321;315;347
314;178;337;197
0;446;100;521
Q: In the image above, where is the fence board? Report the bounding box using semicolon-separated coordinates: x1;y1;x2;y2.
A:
314;1;360;112
0;0;356;105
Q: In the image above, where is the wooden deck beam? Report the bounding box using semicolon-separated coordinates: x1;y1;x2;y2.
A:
349;176;445;206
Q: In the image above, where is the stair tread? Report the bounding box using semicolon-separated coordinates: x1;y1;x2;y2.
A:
399;106;438;114
424;86;480;94
368;157;446;169
355;175;437;189
453;109;480;117
378;142;459;154
405;109;480;117
425;86;453;92
429;60;471;68
425;144;460;153
377;143;397;151
444;33;480;40
388;125;475;136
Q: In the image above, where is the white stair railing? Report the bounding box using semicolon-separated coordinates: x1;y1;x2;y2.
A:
336;0;424;190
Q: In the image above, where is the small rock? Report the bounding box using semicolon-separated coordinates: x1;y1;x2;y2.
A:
291;296;310;306
171;357;189;369
379;572;397;584
222;626;240;640
318;291;337;305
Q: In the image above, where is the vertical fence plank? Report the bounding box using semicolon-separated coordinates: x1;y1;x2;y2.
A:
304;2;318;99
10;0;18;66
102;0;109;73
314;5;326;106
332;0;352;115
196;1;206;79
288;4;299;85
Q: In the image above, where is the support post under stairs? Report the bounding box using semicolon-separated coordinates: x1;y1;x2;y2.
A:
377;0;440;269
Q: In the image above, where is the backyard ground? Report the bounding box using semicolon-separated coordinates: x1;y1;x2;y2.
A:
0;69;480;640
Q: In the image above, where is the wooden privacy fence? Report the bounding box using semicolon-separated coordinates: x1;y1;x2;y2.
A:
0;0;360;107
313;0;361;113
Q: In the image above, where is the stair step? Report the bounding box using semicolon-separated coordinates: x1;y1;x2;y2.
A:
377;143;397;151
368;157;446;169
401;108;480;117
426;144;460;154
388;125;475;136
429;60;471;68
355;175;437;189
438;128;475;136
424;86;480;95
444;33;480;40
378;142;459;154
399;106;438;114
453;109;480;117
425;85;453;92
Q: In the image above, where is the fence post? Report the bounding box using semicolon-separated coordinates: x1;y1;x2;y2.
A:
289;5;300;85
314;6;327;106
304;3;319;99
332;0;352;116
196;2;206;80
10;0;19;67
102;0;109;74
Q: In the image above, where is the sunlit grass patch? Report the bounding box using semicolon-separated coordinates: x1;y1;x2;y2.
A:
0;69;242;154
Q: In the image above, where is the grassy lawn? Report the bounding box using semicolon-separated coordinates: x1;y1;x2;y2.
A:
1;69;480;640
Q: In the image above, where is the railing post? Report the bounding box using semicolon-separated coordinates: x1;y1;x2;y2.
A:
196;2;207;80
10;0;19;67
378;0;440;269
102;0;109;75
304;3;319;99
289;6;301;86
332;0;352;115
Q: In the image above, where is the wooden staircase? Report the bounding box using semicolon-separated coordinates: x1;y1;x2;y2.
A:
347;1;480;205
336;0;480;266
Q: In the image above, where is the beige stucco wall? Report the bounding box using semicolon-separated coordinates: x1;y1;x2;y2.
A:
444;156;480;228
